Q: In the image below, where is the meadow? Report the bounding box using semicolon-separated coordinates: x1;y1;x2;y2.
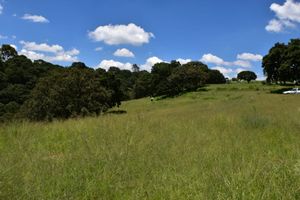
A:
0;82;300;199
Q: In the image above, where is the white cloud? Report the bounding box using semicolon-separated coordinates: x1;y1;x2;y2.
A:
211;67;251;78
266;19;296;32
202;52;263;77
271;0;300;22
22;14;49;23
88;23;154;46
96;56;166;72
20;41;63;53
176;58;192;64
96;60;132;71
113;48;135;57
200;53;253;68
0;4;3;15
95;47;103;51
65;48;80;56
19;41;79;62
212;66;233;77
200;53;226;65
20;49;79;63
266;0;300;32
20;49;46;60
237;53;263;61
141;56;165;71
51;54;78;62
266;19;285;32
232;60;251;68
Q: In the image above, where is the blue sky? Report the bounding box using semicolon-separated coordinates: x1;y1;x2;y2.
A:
0;0;300;79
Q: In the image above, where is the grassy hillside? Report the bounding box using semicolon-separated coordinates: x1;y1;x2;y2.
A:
1;82;300;199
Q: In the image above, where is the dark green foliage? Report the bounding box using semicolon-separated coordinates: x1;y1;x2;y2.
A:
263;39;300;84
0;84;29;104
133;71;152;98
0;44;227;122
151;62;176;96
167;63;208;96
0;71;8;89
285;39;300;82
101;70;123;107
0;44;18;62
208;70;226;84
150;61;212;97
70;62;89;69
237;71;257;83
22;68;113;121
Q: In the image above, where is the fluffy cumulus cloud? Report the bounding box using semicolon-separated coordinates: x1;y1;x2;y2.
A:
20;41;63;53
266;0;300;32
22;14;49;23
88;23;154;46
266;19;285;32
211;67;250;78
176;58;192;65
20;49;47;61
113;48;135;57
0;4;3;14
96;56;165;72
237;53;263;62
200;53;252;68
201;52;262;78
141;56;165;71
96;60;132;71
232;60;251;68
200;54;226;65
19;41;79;62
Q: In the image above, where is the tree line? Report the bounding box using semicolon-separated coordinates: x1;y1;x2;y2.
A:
262;38;300;84
0;44;226;122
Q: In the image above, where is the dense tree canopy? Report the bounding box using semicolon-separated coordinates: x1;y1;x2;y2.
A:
0;44;227;122
0;45;18;62
237;71;257;83
208;70;226;84
262;38;300;84
23;68;114;121
167;62;209;96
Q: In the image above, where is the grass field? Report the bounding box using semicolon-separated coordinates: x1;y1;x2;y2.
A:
1;82;300;199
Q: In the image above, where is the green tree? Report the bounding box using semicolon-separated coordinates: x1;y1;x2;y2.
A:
207;70;226;84
23;67;114;121
167;62;209;96
151;62;179;96
262;43;287;83
237;71;257;83
133;70;152;98
0;44;18;62
284;39;300;82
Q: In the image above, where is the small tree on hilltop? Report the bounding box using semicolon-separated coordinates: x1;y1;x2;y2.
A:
237;71;257;83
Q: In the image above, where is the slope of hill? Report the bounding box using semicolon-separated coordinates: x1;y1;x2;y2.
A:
0;83;299;199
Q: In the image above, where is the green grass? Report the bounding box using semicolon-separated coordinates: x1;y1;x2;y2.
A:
1;82;300;199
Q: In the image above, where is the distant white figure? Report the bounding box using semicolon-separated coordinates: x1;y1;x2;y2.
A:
150;97;154;102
